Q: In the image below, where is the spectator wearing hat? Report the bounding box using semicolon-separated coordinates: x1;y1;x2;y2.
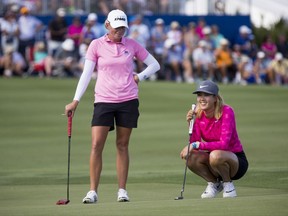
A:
163;38;183;82
53;38;78;77
214;38;237;84
234;25;252;55
150;18;167;79
192;40;215;81
30;41;54;77
202;26;216;50
128;15;150;73
17;6;43;64
1;10;19;56
167;21;182;44
238;55;254;85
79;13;106;46
47;8;68;57
267;53;288;85
253;51;270;84
0;45;26;77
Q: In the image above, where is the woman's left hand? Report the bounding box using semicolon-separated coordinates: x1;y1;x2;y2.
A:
180;146;190;160
133;74;139;84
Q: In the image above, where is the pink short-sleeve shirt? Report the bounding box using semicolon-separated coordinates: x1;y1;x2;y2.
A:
85;34;149;103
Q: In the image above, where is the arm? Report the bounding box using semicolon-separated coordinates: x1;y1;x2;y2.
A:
65;59;95;116
136;53;160;81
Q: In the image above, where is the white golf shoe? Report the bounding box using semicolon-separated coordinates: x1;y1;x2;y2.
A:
82;190;98;204
201;182;223;198
117;188;130;202
223;181;237;198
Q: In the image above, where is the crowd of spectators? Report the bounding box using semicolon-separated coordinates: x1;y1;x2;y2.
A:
0;3;288;86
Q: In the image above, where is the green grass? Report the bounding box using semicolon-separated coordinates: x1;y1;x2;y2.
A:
0;78;288;216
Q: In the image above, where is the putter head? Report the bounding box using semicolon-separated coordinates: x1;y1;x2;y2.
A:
56;199;70;205
174;196;184;200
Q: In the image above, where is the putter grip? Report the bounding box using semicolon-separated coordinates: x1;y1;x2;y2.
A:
67;112;72;137
189;104;196;134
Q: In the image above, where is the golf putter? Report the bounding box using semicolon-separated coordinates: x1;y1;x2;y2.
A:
56;111;72;205
175;104;196;200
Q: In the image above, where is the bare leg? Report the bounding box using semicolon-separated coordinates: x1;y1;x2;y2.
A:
115;126;132;189
209;150;239;182
188;151;219;183
90;126;110;192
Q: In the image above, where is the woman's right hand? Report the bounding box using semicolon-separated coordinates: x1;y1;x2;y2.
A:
65;100;79;117
186;109;193;123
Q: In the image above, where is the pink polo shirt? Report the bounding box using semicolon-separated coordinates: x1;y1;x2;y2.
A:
86;34;149;103
190;105;243;153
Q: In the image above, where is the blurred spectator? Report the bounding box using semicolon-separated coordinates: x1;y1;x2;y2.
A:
0;45;26;77
79;13;106;45
163;38;183;82
234;25;252;55
182;22;199;83
128;14;150;72
18;6;43;64
247;34;259;61
53;38;78;77
150;18;167;79
192;40;215;81
276;34;288;59
1;10;19;55
195;17;206;39
30;41;54;77
67;16;83;56
210;24;224;49
268;53;288;85
128;15;150;48
47;8;68;56
202;26;215;50
167;21;182;44
214;38;236;83
238;55;254;85
261;35;277;61
253;51;270;84
231;44;245;84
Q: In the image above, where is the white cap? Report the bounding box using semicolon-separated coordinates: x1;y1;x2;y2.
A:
203;26;211;35
241;55;250;63
88;13;97;21
239;25;251;34
275;52;283;61
155;18;164;25
62;39;74;51
198;40;207;47
220;38;229;46
257;51;265;59
170;21;180;29
57;8;66;17
164;38;177;49
107;9;128;29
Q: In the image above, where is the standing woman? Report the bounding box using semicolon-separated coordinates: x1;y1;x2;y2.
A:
180;80;248;198
65;9;160;203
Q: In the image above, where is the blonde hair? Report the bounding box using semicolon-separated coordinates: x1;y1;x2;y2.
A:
196;94;224;120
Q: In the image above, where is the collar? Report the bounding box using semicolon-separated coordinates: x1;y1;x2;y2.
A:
104;34;126;45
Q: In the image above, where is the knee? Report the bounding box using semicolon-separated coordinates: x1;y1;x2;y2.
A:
116;140;129;152
209;150;225;166
188;153;204;170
